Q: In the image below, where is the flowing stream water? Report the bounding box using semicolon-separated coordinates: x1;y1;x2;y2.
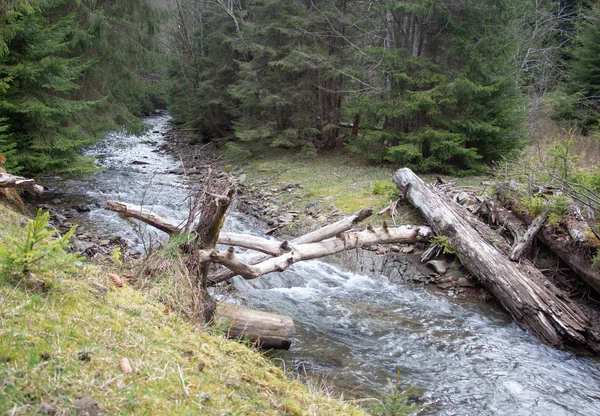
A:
35;113;600;415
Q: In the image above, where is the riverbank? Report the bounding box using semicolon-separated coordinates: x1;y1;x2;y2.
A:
165;128;482;297
0;203;366;415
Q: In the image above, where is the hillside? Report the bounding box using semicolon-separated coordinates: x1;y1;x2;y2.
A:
0;204;365;415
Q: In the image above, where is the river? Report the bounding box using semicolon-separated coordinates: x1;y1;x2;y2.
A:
35;112;600;415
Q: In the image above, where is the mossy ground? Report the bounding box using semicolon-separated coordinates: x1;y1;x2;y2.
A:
0;204;365;415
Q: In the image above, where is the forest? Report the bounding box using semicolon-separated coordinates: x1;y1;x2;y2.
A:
2;1;600;414
0;0;599;177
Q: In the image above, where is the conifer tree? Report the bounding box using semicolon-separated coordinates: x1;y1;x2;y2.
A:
346;0;525;173
0;0;166;173
569;5;600;130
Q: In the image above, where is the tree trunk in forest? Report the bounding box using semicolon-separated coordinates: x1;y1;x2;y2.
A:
318;74;343;149
393;168;600;354
215;302;294;350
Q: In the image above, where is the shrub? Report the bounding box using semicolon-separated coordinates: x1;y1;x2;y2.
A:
0;209;81;280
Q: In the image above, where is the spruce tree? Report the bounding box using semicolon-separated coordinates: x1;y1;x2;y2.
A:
569;5;600;130
346;0;525;173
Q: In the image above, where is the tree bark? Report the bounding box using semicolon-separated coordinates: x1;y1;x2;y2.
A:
0;173;44;195
215;302;294;350
495;184;600;295
393;168;600;354
509;208;550;261
202;224;430;281
208;207;373;284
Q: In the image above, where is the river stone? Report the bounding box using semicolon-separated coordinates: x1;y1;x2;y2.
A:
457;277;477;287
71;239;96;253
401;246;415;254
426;260;448;275
278;213;295;223
51;198;63;205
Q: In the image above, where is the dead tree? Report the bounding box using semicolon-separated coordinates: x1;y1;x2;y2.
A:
393;168;600;354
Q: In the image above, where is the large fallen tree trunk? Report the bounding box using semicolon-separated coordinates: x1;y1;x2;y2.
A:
215;302;294;350
393;168;600;354
0;172;43;195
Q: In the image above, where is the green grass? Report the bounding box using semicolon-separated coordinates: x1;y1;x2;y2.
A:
222;144;492;227
0;205;365;415
223;147;422;225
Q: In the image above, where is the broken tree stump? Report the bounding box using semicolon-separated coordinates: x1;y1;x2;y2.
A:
393;168;600;354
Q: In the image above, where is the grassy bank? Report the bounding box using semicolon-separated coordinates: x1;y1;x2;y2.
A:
0;204;365;415
221;145;489;227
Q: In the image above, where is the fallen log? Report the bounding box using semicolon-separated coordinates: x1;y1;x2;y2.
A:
203;224;431;281
495;184;600;295
215;302;294;350
208;207;373;284
103;200;370;258
0;172;43;195
393;168;600;354
509;208;550;261
103;201;182;234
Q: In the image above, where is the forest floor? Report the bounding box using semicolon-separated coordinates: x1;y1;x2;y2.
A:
0;203;366;415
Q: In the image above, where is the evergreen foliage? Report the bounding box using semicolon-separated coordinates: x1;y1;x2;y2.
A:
346;0;525;174
0;0;166;174
568;5;600;130
0;208;80;278
167;0;529;173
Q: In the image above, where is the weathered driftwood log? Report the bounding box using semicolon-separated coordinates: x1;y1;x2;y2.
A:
393;168;600;354
495;184;600;295
208;207;373;284
103;201;182;234
215;302;294;350
509;208;550;261
0;172;43;195
203;224;431;281
103;201;371;259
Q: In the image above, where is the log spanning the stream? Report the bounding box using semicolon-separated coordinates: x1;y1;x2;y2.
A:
393;168;600;354
0;172;44;195
103;200;429;281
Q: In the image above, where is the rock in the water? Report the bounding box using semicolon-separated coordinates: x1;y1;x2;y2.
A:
426;260;448;275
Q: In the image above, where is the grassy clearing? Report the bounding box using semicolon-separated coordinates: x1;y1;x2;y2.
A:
0;204;365;415
222;145;490;226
